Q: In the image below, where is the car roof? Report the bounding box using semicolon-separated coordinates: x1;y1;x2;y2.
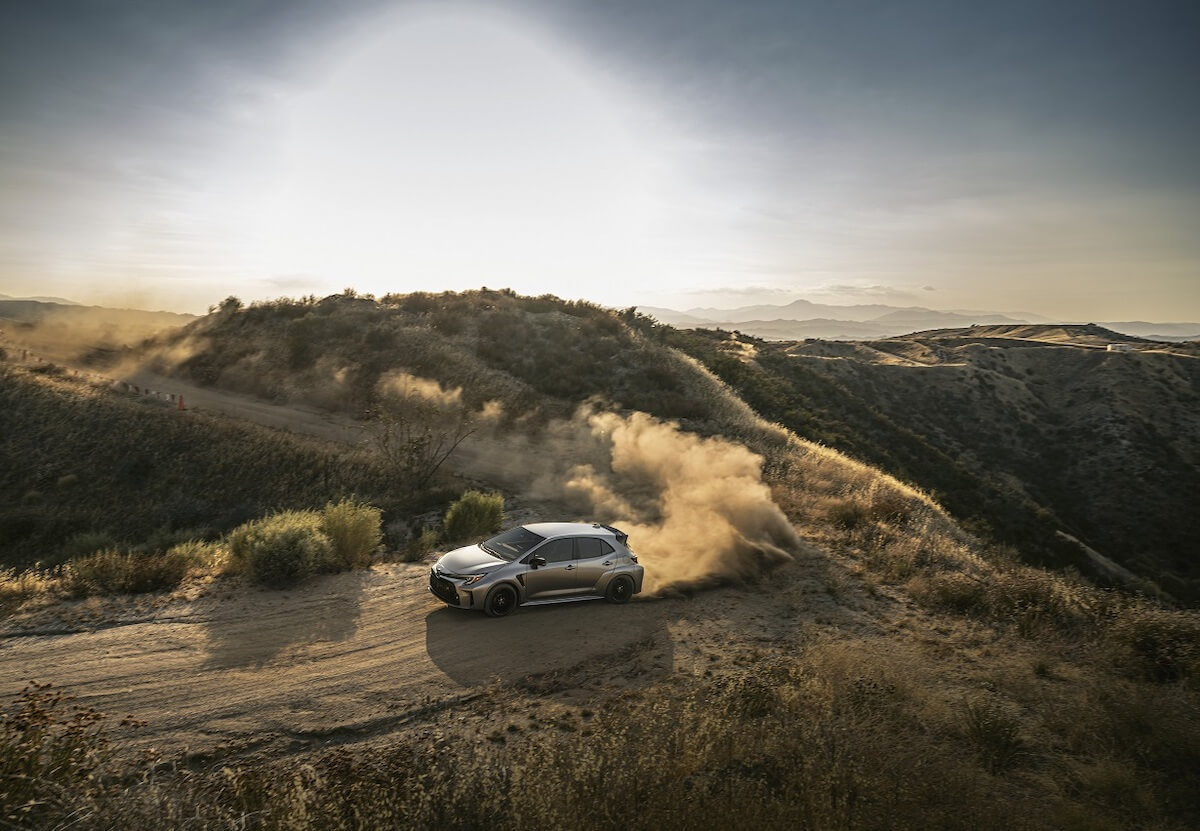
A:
523;522;616;540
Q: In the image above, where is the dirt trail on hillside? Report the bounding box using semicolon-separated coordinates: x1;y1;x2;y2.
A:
116;368;523;481
123;368;367;444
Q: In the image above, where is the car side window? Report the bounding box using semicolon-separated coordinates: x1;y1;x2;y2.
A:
538;539;575;564
576;537;613;559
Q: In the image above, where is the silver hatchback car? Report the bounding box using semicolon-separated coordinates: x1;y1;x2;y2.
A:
429;522;645;616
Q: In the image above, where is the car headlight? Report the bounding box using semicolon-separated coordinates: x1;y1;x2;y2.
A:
460;573;488;586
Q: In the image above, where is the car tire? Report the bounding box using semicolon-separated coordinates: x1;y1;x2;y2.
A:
605;575;634;604
484;585;518;617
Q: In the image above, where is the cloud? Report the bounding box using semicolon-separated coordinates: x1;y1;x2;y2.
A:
811;283;924;304
679;284;797;299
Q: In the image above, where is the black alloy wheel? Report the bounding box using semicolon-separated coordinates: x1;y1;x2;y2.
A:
485;585;517;617
606;575;634;604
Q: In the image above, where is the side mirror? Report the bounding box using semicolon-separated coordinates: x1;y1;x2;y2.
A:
529;556;546;569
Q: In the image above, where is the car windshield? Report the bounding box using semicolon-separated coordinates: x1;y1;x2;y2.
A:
480;526;545;562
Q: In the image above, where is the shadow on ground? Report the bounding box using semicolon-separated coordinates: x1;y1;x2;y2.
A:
202;571;367;669
425;598;674;687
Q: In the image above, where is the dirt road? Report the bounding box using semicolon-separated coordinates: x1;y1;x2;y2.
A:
1;562;693;757
0;548;869;761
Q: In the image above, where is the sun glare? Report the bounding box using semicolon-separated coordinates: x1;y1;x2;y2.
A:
237;6;689;303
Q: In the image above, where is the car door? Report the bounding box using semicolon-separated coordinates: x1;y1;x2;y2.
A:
571;536;617;595
521;538;577;600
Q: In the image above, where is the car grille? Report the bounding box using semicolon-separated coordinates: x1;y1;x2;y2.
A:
429;569;460;605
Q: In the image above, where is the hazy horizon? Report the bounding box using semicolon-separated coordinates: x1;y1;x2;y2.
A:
2;1;1198;319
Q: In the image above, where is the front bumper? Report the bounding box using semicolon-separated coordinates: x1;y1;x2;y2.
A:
429;569;461;606
429;569;483;608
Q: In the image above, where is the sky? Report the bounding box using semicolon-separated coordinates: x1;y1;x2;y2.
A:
1;0;1198;320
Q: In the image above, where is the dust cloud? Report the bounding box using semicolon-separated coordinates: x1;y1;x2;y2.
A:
484;408;799;595
0;304;193;369
378;370;463;409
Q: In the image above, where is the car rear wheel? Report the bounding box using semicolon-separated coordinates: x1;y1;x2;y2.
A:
605;575;634;604
485;585;517;617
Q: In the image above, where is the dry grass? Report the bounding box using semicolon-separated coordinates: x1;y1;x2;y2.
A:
0;566;60;613
17;630;1197;831
63;548;195;597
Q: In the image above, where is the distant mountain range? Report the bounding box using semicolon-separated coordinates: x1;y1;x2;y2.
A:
638;301;1200;342
0;293;82;305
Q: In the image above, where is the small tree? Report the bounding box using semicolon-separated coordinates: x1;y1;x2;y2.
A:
370;376;474;492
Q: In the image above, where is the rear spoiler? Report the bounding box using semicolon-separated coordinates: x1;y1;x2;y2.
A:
596;523;629;546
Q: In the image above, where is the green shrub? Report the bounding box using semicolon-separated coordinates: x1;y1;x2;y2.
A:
64;547;194;597
867;485;919;524
228;511;330;587
319;499;382;571
166;539;224;569
443;490;504;543
986;569;1081;636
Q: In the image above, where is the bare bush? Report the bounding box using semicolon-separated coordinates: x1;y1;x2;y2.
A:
0;683;137;828
371;373;474;492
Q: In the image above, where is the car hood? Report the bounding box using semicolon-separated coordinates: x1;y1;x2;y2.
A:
435;544;507;575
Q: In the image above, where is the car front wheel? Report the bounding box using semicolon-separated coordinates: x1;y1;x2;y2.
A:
605;575;634;604
484;584;518;617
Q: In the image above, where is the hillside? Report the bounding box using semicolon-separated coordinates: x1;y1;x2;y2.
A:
1;294;1198;830
0;364;403;571
665;323;1200;601
141;291;766;434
